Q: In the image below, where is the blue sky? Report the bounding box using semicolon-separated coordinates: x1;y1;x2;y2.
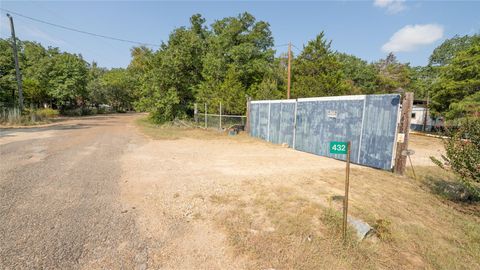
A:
1;1;479;69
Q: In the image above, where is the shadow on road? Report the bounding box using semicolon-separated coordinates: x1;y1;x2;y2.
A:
0;124;91;137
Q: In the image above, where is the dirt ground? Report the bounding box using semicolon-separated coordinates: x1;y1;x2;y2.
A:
126;117;478;269
1;114;477;269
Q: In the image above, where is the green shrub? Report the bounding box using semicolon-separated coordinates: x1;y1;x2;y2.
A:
373;219;393;241
0;107;59;125
61;107;96;116
36;108;59;118
431;117;480;199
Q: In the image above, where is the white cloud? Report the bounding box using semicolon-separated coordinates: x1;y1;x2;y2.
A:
382;24;444;52
374;0;406;14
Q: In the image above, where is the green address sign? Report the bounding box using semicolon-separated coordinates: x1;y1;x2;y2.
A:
329;141;348;154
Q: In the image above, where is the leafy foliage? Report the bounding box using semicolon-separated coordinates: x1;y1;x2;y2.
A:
373;53;411;93
197;13;275;114
431;118;480;199
429;34;480;66
431;43;480;118
336;53;378;94
292;32;348;97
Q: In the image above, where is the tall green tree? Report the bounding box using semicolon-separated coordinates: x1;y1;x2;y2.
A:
197;12;275;114
86;61;107;106
46;52;89;108
0;39;17;105
336;53;378;94
21;41;50;106
431;44;480;119
100;68;135;111
373;53;411;93
292;32;348;98
135;14;208;121
429;34;480;66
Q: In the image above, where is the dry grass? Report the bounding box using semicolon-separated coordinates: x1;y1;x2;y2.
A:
133;121;480;269
134;117;223;140
216;185;383;269
212;168;480;269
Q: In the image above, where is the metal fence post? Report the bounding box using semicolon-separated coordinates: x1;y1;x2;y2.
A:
219;102;222;130
245;97;251;132
194;103;198;126
292;99;298;149
204;103;207;129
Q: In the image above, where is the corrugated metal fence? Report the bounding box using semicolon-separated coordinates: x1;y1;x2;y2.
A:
249;94;401;170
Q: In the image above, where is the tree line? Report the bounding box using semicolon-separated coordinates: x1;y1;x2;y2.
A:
1;12;478;122
0;39;136;114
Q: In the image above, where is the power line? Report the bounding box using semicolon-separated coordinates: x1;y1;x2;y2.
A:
0;8;162;47
291;44;302;53
1;8;300;52
273;43;289;48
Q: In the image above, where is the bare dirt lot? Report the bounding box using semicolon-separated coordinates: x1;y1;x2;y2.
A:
1;114;478;269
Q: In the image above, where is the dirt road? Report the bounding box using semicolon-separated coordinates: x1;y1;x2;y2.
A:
0;114;448;269
0;115;151;269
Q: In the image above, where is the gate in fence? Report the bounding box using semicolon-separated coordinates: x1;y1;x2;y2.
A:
248;94;401;170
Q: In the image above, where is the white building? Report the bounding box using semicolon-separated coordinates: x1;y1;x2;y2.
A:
410;100;444;132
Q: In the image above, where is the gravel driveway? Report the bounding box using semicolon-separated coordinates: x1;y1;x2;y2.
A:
0;115;147;269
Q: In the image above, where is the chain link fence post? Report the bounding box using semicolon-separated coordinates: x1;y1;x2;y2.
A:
204;103;207;129
219;102;222;130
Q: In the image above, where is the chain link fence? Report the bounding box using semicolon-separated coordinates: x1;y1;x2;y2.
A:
193;103;246;130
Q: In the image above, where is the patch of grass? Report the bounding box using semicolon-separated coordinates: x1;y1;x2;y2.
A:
215;186;379;269
415;166;480;217
372;219;393;242
0;107;60;126
213;171;480;269
135;116;227;140
209;194;235;204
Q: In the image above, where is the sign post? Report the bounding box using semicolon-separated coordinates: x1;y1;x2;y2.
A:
329;141;351;243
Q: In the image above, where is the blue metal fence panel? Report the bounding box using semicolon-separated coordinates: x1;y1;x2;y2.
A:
279;102;296;147
258;103;269;141
268;103;281;144
358;94;400;170
249;103;260;138
267;101;296;146
294;98;364;162
249;94;400;170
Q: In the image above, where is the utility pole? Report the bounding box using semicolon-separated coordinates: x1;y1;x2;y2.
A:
287;42;292;99
7;14;24;111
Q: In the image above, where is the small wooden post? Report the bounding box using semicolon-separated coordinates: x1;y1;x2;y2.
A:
342;141;351;243
245;96;251;132
204;103;207;129
219;102;222;130
394;92;414;175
